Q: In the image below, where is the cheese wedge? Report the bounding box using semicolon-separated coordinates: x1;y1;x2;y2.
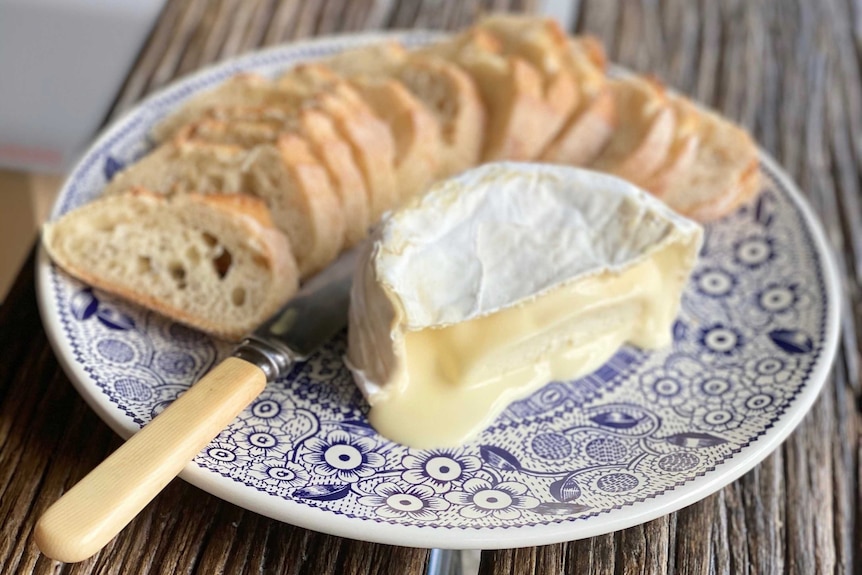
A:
346;163;703;448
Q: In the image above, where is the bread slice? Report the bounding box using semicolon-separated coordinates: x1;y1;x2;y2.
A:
42;189;299;341
174;116;282;148
324;41;408;77
589;76;676;182
351;77;441;201
103;140;346;278
152;74;289;143
325;48;443;201
103;141;248;196
640;96;701;195
154;64;398;224
294;108;372;246
654;103;761;221
539;36;615;165
271;134;347;275
420;29;564;161
326;42;484;179
397;54;485;177
276;64;399;220
476;14;578;143
174;108;371;248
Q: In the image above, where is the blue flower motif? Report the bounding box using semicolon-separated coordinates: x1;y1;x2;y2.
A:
733;389;780;414
756;283;798;313
746;283;812;328
237;425;293;457
444;478;539;520
358;482;449;521
247;458;309;492
690;367;745;406
242;391;302;428
744;356;797;387
697;324;745;357
692;267;737;298
692;406;744;432
401;449;482;493
733;236;775;269
639;366;691;407
198;440;253;477
302;430;385;482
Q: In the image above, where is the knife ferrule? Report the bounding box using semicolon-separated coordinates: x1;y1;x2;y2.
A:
233;336;302;382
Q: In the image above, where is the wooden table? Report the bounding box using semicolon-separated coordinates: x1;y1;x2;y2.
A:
2;0;859;572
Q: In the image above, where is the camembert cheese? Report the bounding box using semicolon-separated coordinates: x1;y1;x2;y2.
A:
346;163;703;448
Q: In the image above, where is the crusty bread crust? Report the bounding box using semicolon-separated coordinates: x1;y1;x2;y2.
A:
640;96;702;195
352;77;442;202
421;29;567;161
170;106;371;249
539;87;615;165
278;65;399;220
152;74;277;143
325;41;408;77
590;76;676;182
101;138;345;278
274;134;347;277
477;14;579;147
296;108;372;247
538;35;613;165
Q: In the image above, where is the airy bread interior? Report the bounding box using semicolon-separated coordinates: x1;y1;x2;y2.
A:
43;190;299;340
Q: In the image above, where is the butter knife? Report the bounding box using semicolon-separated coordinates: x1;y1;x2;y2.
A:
35;245;361;563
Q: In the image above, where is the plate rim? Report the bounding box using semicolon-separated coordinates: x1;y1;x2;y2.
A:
36;31;842;550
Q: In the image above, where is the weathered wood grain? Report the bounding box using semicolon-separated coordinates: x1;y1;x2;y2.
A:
4;0;860;573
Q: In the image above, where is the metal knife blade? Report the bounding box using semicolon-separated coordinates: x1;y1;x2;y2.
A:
233;242;364;380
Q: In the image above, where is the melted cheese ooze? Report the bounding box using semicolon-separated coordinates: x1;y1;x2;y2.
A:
346;163;703;450
369;243;685;448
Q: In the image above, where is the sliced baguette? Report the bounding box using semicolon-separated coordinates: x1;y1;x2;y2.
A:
589;76;676;182
295;108;372;246
350;77;442;201
103;140;346;278
655;103;761;221
476;14;578;143
539;36;615;165
42;189;299;341
326;43;485;179
397;54;485;177
174;117;282;148
276;64;399;220
174;109;371;248
152;65;397;224
640;96;701;196
152;74;288;143
324;41;408;77
420;29;563;161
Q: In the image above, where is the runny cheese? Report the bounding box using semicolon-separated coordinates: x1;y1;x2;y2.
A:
346;163;703;449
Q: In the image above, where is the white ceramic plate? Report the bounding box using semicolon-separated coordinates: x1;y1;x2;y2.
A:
37;32;841;549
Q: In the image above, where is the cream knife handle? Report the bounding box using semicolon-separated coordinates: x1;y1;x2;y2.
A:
34;357;267;563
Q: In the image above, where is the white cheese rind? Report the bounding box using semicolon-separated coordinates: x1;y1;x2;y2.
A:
346;162;703;446
372;162;702;328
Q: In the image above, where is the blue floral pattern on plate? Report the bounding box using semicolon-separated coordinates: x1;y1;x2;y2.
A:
38;33;840;547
